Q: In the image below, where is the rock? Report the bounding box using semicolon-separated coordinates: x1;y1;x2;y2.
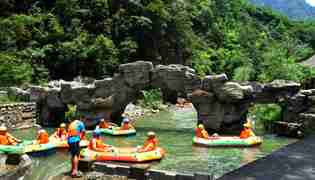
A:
266;80;300;91
119;61;153;89
202;74;228;92
94;78;114;98
151;64;193;92
92;96;114;109
8;87;30;101
217;82;253;102
273;121;304;138
300;89;315;96
46;88;65;109
29;86;48;102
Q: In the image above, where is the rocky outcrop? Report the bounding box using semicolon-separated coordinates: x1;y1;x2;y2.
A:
29;61;315;133
0;103;36;129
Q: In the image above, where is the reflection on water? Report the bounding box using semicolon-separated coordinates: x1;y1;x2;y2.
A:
11;107;296;179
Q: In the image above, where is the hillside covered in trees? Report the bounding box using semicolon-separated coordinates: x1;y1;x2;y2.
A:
250;0;315;19
1;0;315;86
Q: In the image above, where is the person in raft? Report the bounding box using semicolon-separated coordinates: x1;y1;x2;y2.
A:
195;124;211;139
67;118;85;178
137;131;158;152
89;129;113;152
120;117;133;130
239;120;255;139
0;125;22;145
52;123;68;140
98;119;116;129
35;129;49;144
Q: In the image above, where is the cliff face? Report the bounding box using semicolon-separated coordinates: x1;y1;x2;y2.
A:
250;0;315;19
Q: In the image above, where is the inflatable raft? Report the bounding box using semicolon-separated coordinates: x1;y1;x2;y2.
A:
49;136;89;148
193;136;263;147
0;141;56;155
80;147;165;162
99;127;136;136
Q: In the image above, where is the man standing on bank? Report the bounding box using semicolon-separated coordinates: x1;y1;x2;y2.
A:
67;117;86;178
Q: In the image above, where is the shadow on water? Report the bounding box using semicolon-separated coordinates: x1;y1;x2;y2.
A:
11;107;297;179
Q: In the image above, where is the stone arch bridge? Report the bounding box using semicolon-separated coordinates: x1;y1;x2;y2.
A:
29;61;315;132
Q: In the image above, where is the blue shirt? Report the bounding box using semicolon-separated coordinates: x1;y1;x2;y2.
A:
67;120;85;144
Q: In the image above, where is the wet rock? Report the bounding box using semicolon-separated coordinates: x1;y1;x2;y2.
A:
273;121;304;138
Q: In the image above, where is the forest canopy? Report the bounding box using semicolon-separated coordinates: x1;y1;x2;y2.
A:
1;0;315;86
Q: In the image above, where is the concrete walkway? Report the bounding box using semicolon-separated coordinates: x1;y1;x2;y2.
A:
218;136;315;180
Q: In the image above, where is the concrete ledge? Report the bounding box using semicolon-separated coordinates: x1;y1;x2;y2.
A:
88;161;214;180
0;154;32;180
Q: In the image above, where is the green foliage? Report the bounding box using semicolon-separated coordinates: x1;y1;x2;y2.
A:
1;0;315;85
65;104;77;121
250;104;282;130
0;53;33;86
138;89;164;110
0;95;17;104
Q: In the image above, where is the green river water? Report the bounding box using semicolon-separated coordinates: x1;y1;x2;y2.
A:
12;107;296;179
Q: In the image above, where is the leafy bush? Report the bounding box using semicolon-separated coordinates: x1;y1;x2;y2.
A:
138;89;164;110
249;104;282;130
65;104;77;121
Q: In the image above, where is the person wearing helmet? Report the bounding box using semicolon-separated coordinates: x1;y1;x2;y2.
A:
195;124;211;139
53;123;68;140
36;129;49;144
89;129;113;152
137;131;158;152
240;120;255;139
120;117;133;130
0;125;21;145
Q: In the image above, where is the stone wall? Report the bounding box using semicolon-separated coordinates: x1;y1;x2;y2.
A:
26;61;315;133
0;103;36;129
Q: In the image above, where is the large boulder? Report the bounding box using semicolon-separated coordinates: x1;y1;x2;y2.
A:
94;78;115;98
46;88;64;109
151;64;193;92
201;74;228;92
119;61;153;89
217;82;253;103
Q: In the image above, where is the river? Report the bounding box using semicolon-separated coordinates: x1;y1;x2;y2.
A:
12;107;296;179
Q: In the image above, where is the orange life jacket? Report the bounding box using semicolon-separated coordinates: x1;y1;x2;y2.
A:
99;121;109;129
37;132;49;144
141;138;158;152
195;128;210;139
240;128;254;139
88;138;108;150
68;120;80;137
195;128;203;138
121;123;130;130
0;134;10;145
